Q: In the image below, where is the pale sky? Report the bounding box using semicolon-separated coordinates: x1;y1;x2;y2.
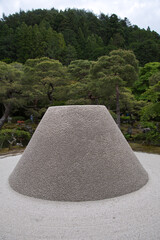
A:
0;0;160;34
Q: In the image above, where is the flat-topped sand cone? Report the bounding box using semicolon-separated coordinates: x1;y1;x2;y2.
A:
9;105;148;201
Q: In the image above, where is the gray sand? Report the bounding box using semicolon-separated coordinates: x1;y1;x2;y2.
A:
0;152;160;240
9;105;148;201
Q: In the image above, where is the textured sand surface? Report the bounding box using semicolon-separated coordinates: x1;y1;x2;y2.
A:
9;105;148;201
0;152;160;240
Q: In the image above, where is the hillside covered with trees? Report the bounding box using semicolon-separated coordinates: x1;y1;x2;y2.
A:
1;8;160;66
0;8;160;152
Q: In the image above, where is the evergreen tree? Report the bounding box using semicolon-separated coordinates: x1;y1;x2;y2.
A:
141;81;160;121
141;72;160;121
15;22;33;62
90;49;139;127
85;34;105;60
134;62;160;97
0;62;24;129
0;24;15;62
62;45;77;65
66;59;92;104
23;57;68;118
1;8;160;65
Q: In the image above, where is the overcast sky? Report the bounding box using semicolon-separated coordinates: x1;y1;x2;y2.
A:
0;0;160;34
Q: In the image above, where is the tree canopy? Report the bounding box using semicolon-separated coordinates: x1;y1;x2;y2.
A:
1;8;160;66
23;57;68;118
89;49;139;127
0;61;24;128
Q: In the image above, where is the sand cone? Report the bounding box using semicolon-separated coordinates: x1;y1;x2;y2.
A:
9;105;148;201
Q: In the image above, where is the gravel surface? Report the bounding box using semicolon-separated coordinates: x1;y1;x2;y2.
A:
0;152;160;240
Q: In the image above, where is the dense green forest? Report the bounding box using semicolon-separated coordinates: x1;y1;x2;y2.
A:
1;8;160;65
0;8;160;150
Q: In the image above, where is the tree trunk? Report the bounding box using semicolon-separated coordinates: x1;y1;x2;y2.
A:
116;85;120;128
0;104;11;129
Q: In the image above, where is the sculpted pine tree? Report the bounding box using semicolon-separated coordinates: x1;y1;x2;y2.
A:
66;59;92;105
0;62;24;129
90;49;139;127
23;57;68;117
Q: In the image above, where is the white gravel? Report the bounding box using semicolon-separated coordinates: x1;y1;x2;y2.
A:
0;152;160;240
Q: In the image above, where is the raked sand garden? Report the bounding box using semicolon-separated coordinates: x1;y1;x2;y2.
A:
0;152;160;240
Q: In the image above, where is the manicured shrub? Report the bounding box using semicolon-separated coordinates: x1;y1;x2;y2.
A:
120;115;130;123
11;116;26;123
134;130;160;146
0;129;31;148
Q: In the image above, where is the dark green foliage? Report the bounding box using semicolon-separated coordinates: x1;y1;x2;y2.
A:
134;121;160;146
66;59;92;104
11;116;25;123
89;49;139;127
133;62;160;97
62;45;77;65
0;46;160;147
22;57;68;119
12;21;66;63
0;129;31;148
1;8;160;65
135;131;160;146
140;80;160;121
0;61;24;129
